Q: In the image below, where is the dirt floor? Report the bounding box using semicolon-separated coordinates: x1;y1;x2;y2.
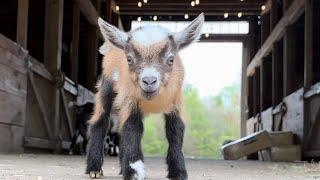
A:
0;154;319;180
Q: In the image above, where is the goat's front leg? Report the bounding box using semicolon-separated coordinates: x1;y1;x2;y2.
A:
164;110;188;180
86;78;114;178
120;107;145;180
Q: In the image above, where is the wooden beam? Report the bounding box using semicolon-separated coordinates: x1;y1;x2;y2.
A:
246;0;305;76
70;3;80;83
105;0;112;23
304;0;313;88
44;0;64;152
74;0;99;27
16;0;29;48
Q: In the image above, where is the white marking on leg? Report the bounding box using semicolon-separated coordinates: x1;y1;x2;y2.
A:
129;160;146;180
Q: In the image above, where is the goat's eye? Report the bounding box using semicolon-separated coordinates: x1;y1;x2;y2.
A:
167;56;174;66
127;56;134;65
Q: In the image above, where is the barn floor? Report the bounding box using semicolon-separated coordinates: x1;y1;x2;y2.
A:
0;154;319;180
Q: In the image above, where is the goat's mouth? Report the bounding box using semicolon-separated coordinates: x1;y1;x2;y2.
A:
141;90;159;100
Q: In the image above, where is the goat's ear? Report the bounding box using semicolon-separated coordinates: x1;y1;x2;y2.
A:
98;17;128;49
173;13;204;50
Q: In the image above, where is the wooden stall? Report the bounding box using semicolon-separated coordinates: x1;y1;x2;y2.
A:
243;0;320;159
0;0;121;152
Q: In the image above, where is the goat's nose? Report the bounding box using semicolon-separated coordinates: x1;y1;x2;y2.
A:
142;76;157;86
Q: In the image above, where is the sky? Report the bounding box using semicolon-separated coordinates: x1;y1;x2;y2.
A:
179;42;243;97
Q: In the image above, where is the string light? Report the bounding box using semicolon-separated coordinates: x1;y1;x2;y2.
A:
195;0;200;5
137;17;142;22
143;0;148;3
205;33;210;38
153;16;158;21
261;5;266;11
115;5;120;11
138;1;142;7
224;13;229;18
191;1;195;7
237;12;243;18
240;0;244;1
184;14;189;19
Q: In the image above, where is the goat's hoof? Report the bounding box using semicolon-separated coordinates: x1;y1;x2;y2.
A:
89;169;104;179
167;172;188;180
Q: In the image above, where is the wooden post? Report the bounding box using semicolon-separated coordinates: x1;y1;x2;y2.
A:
260;12;272;111
85;0;101;90
105;0;112;23
70;3;80;83
241;40;249;137
271;0;283;106
16;0;29;48
44;0;64;152
304;0;313;88
283;0;296;97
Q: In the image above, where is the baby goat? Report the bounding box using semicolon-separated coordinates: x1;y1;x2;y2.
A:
86;13;204;180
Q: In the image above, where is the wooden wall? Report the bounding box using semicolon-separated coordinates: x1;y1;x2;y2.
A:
244;0;320;159
0;34;28;152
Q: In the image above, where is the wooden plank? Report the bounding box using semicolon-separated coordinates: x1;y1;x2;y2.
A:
27;56;53;82
0;90;26;127
304;0;313;89
63;77;78;96
74;0;99;27
0;34;28;61
16;0;29;48
105;0;112;23
271;0;283;106
283;29;296;97
0;63;27;98
0;124;24;153
44;0;64;151
28;71;53;139
304;82;320;98
282;88;304;142
253;68;260;115
24;137;56;150
241;40;249;137
85;0;101;90
0;47;27;75
60;90;74;137
70;3;80;83
261;107;273;132
246;0;305;76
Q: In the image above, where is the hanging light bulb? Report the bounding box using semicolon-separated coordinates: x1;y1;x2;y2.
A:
115;5;120;11
137;17;142;22
237;12;243;18
143;0;148;3
205;33;210;38
184;14;189;19
261;5;266;11
191;1;195;7
153;15;158;21
224;13;229;18
195;0;200;5
138;1;142;7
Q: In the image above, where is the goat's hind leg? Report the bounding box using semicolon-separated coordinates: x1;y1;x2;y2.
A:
86;78;115;178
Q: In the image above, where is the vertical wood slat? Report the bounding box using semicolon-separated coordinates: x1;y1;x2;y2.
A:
44;0;64;151
271;0;283;106
70;3;80;83
260;12;271;111
241;40;249;137
85;0;101;90
304;0;313;88
283;0;295;97
16;0;29;48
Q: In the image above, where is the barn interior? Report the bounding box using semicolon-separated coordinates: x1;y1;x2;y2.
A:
0;0;319;163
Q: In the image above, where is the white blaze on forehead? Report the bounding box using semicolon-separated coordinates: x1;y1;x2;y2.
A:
140;67;161;80
131;25;170;46
129;160;146;180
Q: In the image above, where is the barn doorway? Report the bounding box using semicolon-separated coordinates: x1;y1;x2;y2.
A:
132;20;247;158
